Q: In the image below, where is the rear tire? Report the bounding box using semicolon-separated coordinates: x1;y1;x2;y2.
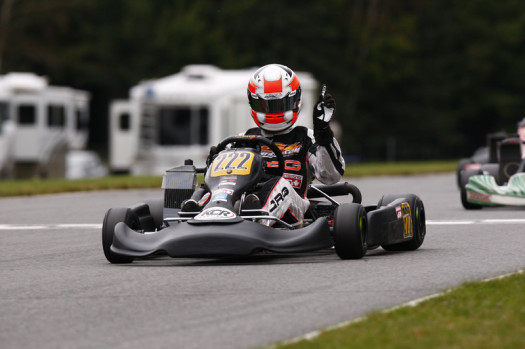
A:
102;208;139;264
379;194;426;251
333;203;367;259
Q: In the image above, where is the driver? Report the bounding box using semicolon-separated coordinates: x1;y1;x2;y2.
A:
184;64;345;226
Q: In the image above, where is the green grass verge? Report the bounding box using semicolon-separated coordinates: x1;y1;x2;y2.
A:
274;272;525;349
0;175;163;197
0;160;457;197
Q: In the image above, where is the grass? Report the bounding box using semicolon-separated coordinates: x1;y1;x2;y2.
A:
273;272;525;349
0;175;163;197
0;160;457;197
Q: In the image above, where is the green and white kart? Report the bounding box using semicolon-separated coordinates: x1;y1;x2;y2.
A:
465;173;525;207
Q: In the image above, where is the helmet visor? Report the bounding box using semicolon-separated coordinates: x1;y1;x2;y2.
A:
248;88;301;114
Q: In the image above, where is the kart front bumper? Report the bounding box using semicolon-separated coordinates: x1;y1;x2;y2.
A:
111;218;332;258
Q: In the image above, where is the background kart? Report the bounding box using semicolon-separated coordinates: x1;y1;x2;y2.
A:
465;173;525;207
458;133;523;209
456;131;508;187
102;136;426;263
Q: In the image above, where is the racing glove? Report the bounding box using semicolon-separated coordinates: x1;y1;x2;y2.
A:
313;92;336;146
206;146;218;167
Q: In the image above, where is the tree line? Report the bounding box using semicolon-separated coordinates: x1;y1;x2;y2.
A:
2;0;525;160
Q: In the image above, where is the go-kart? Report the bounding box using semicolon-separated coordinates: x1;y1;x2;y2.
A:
458;135;523;209
102;136;426;263
464;172;525;207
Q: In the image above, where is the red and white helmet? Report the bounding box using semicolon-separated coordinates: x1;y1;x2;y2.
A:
247;64;302;132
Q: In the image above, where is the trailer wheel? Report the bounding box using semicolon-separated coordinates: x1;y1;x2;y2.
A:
380;194;426;251
102;208;139;264
333;203;367;259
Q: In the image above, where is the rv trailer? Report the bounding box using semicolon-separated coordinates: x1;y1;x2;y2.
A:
0;73;90;178
109;65;318;175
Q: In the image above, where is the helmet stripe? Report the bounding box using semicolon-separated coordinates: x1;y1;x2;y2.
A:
248;80;257;93
264;77;283;93
251;110;262;127
265;112;285;124
290;76;300;91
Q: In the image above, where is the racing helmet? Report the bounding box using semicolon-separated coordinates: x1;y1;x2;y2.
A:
247;64;302;132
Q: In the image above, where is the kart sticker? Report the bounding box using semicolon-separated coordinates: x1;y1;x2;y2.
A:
194;207;236;221
211;188;233;202
395;206;402;219
283;173;303;189
211;151;254;177
401;202;413;238
212;193;229;202
198;192;211;206
219;176;237;187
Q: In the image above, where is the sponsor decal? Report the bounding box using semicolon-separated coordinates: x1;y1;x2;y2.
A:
261;142;302;157
219;176;237;186
283;173;303;189
198;192;211;206
269;186;290;213
267;160;302;172
467;191;491;202
401;202;414;238
212;193;229;202
396;206;402;219
211;188;234;202
194;207;236;221
214;188;234;195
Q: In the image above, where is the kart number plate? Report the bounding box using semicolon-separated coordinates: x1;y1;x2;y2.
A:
211;151;254;177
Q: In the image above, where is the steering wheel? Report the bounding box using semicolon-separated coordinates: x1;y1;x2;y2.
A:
215;135;285;177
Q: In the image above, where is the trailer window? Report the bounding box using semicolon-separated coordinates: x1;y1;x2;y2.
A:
18;104;36;125
76;108;89;131
158;107;209;145
0;102;7;132
47;105;66;128
119;112;131;131
199;108;209;145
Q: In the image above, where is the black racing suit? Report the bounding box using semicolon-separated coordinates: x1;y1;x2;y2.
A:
244;125;345;225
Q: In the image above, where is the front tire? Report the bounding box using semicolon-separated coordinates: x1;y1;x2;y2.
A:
459;169;482;210
102;208;140;264
333;203;367;260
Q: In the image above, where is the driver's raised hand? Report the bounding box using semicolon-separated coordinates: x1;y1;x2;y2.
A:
313;90;336;146
313;93;336;123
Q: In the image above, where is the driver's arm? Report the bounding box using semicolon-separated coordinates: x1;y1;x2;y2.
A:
307;128;345;185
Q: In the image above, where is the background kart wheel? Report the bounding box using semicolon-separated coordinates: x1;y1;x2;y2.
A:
379;194;426;251
459;169;482;210
102;207;140;264
456;158;473;187
333;203;367;260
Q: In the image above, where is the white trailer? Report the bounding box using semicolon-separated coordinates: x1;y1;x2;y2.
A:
109;65;318;175
0;73;90;178
0;84;15;178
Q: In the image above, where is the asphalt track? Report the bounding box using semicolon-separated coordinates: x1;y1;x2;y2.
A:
1;173;524;349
